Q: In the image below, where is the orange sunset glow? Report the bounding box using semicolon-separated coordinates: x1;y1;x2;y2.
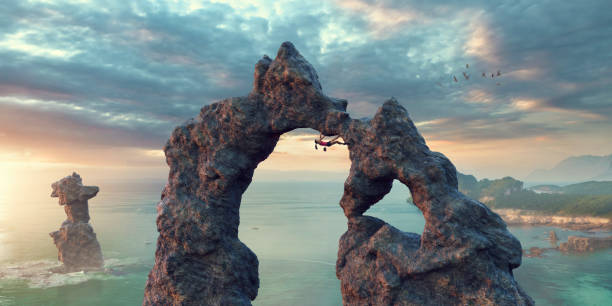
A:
1;1;612;306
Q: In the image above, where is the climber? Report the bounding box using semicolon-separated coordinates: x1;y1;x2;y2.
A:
314;133;346;151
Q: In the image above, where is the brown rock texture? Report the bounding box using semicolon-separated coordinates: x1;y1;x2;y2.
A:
549;230;559;243
547;230;560;248
144;42;533;305
49;172;103;272
523;246;548;258
559;235;612;253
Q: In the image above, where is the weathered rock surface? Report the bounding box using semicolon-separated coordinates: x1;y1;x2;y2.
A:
549;230;559;243
144;42;533;305
523;246;553;258
559;235;612;253
50;172;103;272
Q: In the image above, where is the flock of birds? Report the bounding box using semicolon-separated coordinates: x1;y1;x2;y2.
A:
438;64;503;87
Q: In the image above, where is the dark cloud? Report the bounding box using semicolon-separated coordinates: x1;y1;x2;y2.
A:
418;112;564;142
0;0;610;162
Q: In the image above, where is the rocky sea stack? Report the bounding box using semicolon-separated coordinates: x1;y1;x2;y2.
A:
559;235;612;253
49;172;103;272
144;42;533;305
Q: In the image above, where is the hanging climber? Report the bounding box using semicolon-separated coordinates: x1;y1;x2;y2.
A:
314;133;346;151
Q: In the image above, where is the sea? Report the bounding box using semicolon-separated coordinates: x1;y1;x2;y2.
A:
1;178;611;306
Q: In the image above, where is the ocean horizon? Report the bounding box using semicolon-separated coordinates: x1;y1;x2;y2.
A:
1;178;611;305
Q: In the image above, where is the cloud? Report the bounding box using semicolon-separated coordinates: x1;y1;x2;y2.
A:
0;0;611;178
335;0;428;38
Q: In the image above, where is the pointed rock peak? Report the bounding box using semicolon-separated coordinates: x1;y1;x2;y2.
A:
252;55;273;92
370;98;411;132
276;41;299;60
274;42;322;91
384;97;400;107
259;54;272;64
71;172;82;183
376;97;407;117
252;42;322;94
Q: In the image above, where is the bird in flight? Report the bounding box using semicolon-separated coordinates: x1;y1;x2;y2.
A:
441;65;502;86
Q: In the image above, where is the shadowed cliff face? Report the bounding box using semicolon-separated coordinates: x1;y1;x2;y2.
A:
144;42;533;305
50;172;103;272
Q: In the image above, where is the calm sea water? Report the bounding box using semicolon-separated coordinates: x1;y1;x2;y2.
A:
0;179;611;305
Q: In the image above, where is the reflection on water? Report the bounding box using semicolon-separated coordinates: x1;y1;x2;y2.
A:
0;179;610;306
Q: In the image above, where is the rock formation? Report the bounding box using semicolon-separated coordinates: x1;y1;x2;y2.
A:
523;246;546;258
50;172;104;272
549;230;559;243
144;42;533;305
559;235;612;253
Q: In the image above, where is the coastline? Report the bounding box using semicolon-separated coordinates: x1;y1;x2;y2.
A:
493;209;612;231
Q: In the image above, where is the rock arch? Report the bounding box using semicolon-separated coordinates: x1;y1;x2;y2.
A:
143;42;533;305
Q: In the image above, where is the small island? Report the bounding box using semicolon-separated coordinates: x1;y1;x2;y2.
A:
559;236;612;253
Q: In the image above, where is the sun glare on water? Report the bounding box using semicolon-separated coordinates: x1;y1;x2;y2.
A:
0;162;13;203
0;163;14;261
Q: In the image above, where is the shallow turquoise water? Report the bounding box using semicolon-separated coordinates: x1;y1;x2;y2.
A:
0;179;610;305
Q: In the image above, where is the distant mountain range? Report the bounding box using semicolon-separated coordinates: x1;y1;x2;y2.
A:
525;153;612;184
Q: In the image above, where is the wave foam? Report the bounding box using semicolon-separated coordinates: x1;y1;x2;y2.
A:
0;295;16;306
0;257;143;289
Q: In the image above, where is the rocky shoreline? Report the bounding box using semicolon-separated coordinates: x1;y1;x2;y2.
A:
523;232;612;257
559;236;612;252
497;210;612;257
494;209;612;231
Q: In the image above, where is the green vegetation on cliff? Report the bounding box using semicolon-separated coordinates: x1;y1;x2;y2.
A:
490;192;612;219
457;173;612;219
555;181;612;195
457;173;523;200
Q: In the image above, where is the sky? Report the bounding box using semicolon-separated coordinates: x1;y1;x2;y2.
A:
1;0;611;183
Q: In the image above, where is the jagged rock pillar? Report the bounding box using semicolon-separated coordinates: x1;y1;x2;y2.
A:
49;172;104;272
144;42;533;305
143;42;348;305
335;100;534;305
